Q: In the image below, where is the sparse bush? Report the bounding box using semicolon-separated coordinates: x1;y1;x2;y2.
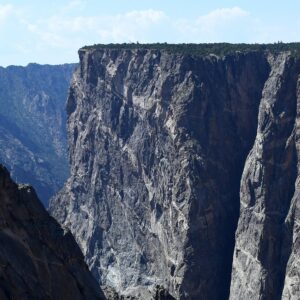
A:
81;42;300;58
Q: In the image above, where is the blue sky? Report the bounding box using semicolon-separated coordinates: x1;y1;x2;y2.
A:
1;0;300;66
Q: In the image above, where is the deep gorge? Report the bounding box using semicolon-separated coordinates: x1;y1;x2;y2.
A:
0;44;300;300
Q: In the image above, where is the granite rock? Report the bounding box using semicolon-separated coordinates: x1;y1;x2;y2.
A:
0;164;105;300
230;53;300;300
50;47;278;299
0;63;76;205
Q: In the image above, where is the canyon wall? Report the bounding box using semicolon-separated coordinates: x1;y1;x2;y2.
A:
230;53;300;300
50;46;300;299
0;63;75;205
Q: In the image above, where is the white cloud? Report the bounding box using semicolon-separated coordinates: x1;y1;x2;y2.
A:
8;6;260;55
59;0;87;15
1;3;298;66
0;4;13;24
6;5;294;52
24;9;168;47
125;9;167;24
96;10;168;42
51;9;167;33
196;7;248;34
197;7;248;25
174;7;250;42
26;22;68;48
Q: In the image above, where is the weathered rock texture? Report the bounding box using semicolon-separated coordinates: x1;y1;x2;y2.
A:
0;164;104;299
230;54;300;299
50;46;300;299
0;63;76;205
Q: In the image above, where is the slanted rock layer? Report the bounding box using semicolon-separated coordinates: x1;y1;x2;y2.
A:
230;53;300;300
50;46;300;300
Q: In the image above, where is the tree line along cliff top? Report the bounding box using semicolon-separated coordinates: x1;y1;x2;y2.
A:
80;42;300;57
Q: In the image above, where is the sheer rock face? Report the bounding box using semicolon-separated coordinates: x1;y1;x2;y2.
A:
230;54;300;300
50;48;278;299
0;165;104;300
0;63;76;205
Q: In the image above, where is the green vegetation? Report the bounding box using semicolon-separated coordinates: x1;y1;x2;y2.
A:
81;42;300;57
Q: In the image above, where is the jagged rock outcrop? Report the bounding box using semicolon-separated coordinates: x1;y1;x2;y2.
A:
50;46;281;299
0;164;105;299
0;63;76;205
230;53;300;299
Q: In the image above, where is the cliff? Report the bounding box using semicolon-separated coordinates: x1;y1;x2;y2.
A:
0;165;105;299
0;63;75;205
50;45;300;299
230;53;300;300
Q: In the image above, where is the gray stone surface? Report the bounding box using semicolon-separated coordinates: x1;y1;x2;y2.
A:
0;164;105;300
230;53;300;300
50;47;279;299
0;63;76;205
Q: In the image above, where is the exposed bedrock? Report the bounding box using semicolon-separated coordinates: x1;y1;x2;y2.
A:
50;47;300;299
230;53;300;300
0;165;105;300
0;63;76;205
